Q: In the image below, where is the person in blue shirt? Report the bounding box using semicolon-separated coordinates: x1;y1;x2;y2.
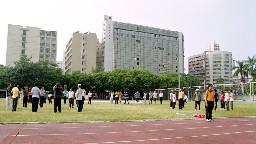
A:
63;90;68;104
124;91;129;104
134;91;140;104
31;83;41;112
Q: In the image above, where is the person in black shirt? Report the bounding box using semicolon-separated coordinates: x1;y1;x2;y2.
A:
53;83;63;113
214;89;218;111
23;86;29;108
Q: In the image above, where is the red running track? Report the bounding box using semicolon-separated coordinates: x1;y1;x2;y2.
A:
0;117;256;144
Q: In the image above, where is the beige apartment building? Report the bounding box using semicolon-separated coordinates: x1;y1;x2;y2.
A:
64;32;99;74
6;24;57;66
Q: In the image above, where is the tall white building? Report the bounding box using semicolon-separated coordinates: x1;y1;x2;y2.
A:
6;24;57;66
101;15;184;75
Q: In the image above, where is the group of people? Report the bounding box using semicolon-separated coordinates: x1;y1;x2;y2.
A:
220;90;234;111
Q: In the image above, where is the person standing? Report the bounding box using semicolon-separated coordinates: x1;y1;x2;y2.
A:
31;83;40;112
115;91;119;104
6;83;12;110
11;83;19;112
39;87;46;108
53;83;63;113
23;86;29;108
205;84;215;122
135;91;140;104
124;91;129;104
159;91;163;104
28;88;32;103
63;90;68;104
172;91;177;109
153;91;158;104
183;94;188;107
88;91;92;104
214;89;218;111
194;89;201;111
68;88;74;108
76;84;83;112
143;91;147;104
119;91;122;104
110;91;114;104
224;90;230;111
178;90;184;110
149;91;153;104
220;91;225;109
19;88;24;104
170;90;173;108
229;90;234;110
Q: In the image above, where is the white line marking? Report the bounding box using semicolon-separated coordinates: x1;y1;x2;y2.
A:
163;138;172;140
119;141;131;143
62;127;79;129
135;140;145;142
175;123;184;124
17;135;30;137
149;139;160;141
85;143;98;144
224;133;231;135
245;131;255;133
191;136;198;138
23;128;42;129
201;135;208;137
175;137;183;139
245;124;253;126
212;134;221;136
186;128;196;130
234;132;241;134
100;126;113;128
216;126;223;128
108;132;118;134
83;133;96;135
202;127;210;129
131;131;140;133
44;134;67;136
231;125;238;127
165;129;175;131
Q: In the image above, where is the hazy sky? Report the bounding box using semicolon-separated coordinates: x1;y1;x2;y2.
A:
0;0;255;73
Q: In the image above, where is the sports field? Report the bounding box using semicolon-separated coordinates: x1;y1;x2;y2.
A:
0;99;255;123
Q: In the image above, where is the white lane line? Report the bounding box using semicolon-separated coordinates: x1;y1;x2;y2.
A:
148;130;159;132
201;135;208;137
163;138;172;140
100;126;113;128
43;134;67;136
23;128;42;129
165;129;175;131
62;127;79;129
135;140;145;142
119;141;131;143
234;132;242;134
175;137;183;139
202;127;210;129
245;124;253;126
224;133;231;135
83;133;96;135
191;136;198;138
131;131;140;133
108;132;119;134
103;142;115;144
85;143;98;144
186;128;196;130
17;135;30;137
216;126;223;128
149;139;160;141
245;131;255;133
212;134;221;136
231;125;239;127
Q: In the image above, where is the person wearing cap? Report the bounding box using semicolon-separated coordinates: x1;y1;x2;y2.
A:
6;83;12;110
178;90;184;110
194;89;201;111
205;84;215;121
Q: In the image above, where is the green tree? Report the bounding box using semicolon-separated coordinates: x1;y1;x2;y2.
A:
216;77;225;91
232;60;249;82
247;55;256;81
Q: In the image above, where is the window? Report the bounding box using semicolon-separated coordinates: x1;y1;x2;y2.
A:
40;49;44;52
82;55;86;59
51;44;56;47
40;55;44;58
40;43;45;46
137;58;139;60
52;50;56;53
82;43;86;46
22;30;26;35
52;38;56;41
22;37;26;42
21;49;25;54
83;37;87;40
22;43;26;48
137;62;139;65
46;49;50;53
40;37;45;41
82;68;86;72
82;61;86;65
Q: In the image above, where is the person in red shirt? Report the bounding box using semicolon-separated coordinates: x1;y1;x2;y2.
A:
220;91;225;109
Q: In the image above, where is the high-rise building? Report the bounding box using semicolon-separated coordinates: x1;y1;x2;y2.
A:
188;42;233;85
64;32;98;74
96;40;102;68
101;15;184;75
6;24;57;66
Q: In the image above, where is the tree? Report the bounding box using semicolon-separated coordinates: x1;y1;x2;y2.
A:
232;60;249;83
216;77;225;91
247;55;256;81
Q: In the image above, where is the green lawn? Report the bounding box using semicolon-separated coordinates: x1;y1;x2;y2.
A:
0;98;255;123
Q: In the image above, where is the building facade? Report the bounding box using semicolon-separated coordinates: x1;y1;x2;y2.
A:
64;32;98;74
6;24;57;66
188;42;233;85
101;15;184;75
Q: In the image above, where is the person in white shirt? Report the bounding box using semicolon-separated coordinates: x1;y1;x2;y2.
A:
88;91;92;104
143;92;147;104
31;83;41;112
110;92;114;104
159;91;163;104
172;91;177;109
229;90;234;110
76;84;84;112
170;90;173;108
68;88;74;108
19;88;24;104
224;90;230;111
153;91;158;104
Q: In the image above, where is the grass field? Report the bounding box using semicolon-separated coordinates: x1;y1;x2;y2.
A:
0;98;255;123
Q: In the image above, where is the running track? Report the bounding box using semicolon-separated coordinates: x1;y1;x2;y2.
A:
0;117;256;144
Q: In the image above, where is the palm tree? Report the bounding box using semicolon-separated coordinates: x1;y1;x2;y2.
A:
247;55;256;81
232;60;249;83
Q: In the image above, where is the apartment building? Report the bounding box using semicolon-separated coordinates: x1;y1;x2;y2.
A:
6;24;57;66
101;15;184;75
